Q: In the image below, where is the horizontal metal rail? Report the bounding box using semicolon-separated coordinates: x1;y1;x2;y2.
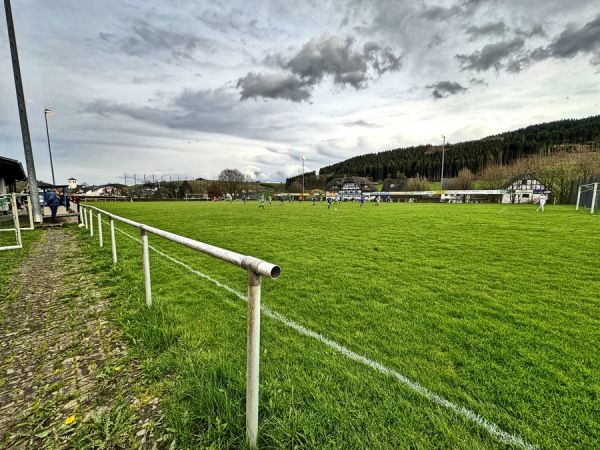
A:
80;204;280;448
0;193;34;233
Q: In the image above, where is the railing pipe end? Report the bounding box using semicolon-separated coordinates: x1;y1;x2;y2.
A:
241;256;281;279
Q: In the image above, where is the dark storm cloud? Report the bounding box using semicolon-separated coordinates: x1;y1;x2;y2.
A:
466;22;508;40
547;14;600;60
345;120;378;128
455;37;525;72
420;5;456;21
107;19;213;60
237;33;402;102
457;15;600;74
83;86;302;142
420;0;484;21
426;81;468;99
236;72;313;102
84;89;242;135
515;24;546;38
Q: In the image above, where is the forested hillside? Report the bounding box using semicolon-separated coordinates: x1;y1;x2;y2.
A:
316;115;600;182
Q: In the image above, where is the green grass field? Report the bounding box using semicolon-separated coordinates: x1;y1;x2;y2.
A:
77;200;598;449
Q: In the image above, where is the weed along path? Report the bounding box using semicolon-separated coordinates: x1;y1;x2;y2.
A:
0;227;165;449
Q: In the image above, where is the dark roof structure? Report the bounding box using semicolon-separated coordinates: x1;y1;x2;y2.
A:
0;156;27;192
325;176;377;192
502;173;545;189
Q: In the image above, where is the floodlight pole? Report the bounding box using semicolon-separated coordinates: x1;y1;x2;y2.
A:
4;0;42;222
440;135;446;190
300;157;305;199
44;109;56;185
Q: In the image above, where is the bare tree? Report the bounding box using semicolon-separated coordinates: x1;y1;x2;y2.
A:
288;180;303;193
218;169;248;198
479;163;511;189
445;168;474;190
404;176;430;191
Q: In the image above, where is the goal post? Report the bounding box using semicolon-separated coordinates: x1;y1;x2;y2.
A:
185;193;209;201
576;183;599;214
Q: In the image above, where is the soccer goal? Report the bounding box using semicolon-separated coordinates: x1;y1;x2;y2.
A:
185;193;209;201
575;182;599;214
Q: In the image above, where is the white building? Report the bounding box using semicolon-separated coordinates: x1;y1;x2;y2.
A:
501;174;548;204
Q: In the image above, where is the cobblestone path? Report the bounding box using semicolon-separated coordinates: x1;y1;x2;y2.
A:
0;227;164;449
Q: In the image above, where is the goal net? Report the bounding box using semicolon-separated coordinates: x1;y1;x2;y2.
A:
575;182;599;214
185;194;209;201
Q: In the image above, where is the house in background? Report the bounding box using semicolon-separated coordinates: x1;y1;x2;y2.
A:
0;156;26;195
78;184;126;197
502;173;548;204
325;176;377;199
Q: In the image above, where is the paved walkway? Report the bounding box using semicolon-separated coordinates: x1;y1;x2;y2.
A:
0;227;164;449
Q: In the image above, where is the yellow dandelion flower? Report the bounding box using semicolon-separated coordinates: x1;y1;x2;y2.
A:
64;415;76;425
114;367;121;371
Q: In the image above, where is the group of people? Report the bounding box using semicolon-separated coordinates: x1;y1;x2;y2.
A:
42;187;75;223
259;194;394;209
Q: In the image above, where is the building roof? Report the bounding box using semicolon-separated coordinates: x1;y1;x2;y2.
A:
502;173;546;189
325;176;376;192
0;156;26;185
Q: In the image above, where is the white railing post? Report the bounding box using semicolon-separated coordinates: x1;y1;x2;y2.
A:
110;217;117;265
82;205;87;228
89;209;94;236
26;194;34;229
11;193;22;247
97;212;103;247
141;229;152;307
246;269;261;449
79;204;281;447
576;185;582;211
591;183;598;215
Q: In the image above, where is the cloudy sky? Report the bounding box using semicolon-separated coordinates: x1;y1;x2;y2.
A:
1;0;599;185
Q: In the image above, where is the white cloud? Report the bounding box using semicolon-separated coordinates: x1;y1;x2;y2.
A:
1;0;599;185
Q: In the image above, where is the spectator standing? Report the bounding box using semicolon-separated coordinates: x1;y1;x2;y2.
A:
43;187;60;223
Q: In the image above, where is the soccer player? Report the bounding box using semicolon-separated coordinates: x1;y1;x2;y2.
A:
242;195;247;204
359;195;365;207
386;195;391;204
537;193;547;211
279;195;284;206
259;194;265;209
376;195;381;206
327;197;332;209
312;195;316;206
268;196;272;205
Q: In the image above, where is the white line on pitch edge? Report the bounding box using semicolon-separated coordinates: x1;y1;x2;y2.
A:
110;224;537;450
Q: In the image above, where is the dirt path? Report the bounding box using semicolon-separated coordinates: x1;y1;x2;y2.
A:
0;227;165;449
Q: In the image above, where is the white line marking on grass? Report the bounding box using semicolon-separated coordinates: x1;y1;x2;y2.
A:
112;225;537;450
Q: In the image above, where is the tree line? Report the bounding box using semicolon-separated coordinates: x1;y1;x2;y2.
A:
311;115;600;183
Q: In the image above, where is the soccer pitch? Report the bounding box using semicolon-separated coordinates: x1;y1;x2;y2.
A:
84;201;599;449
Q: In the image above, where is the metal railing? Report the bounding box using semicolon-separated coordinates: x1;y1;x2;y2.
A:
80;204;281;448
0;193;34;251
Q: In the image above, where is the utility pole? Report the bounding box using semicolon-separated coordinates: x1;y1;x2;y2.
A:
300;157;305;199
440;135;446;190
4;0;42;221
44;109;55;185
